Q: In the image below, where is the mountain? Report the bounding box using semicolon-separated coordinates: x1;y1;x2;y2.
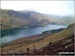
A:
0;9;56;30
0;9;74;30
50;15;75;25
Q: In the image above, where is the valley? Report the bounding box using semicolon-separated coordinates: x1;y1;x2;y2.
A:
0;23;74;55
0;1;74;56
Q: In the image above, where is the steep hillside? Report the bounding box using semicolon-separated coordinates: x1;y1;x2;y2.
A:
0;9;74;30
39;23;74;43
0;9;56;30
22;23;74;55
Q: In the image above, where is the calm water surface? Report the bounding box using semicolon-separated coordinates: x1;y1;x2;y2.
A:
0;24;67;44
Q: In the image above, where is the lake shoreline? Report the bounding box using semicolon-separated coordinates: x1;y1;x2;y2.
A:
1;27;65;48
1;24;67;44
1;24;59;31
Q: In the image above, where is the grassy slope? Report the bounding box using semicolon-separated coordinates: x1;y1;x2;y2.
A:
0;9;74;30
1;23;74;54
39;24;74;43
0;9;56;30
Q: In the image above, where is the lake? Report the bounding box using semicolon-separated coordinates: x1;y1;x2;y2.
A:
0;24;67;44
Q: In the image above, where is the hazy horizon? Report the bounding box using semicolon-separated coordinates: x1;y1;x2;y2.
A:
1;1;74;16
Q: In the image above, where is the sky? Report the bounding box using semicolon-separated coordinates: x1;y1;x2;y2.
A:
1;1;74;16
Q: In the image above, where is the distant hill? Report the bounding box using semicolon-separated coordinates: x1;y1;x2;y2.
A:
0;9;56;30
0;9;74;30
52;15;75;26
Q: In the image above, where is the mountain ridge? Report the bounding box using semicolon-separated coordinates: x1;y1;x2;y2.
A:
0;9;56;30
0;9;74;30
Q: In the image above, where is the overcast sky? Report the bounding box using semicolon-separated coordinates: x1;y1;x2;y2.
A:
1;1;74;16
